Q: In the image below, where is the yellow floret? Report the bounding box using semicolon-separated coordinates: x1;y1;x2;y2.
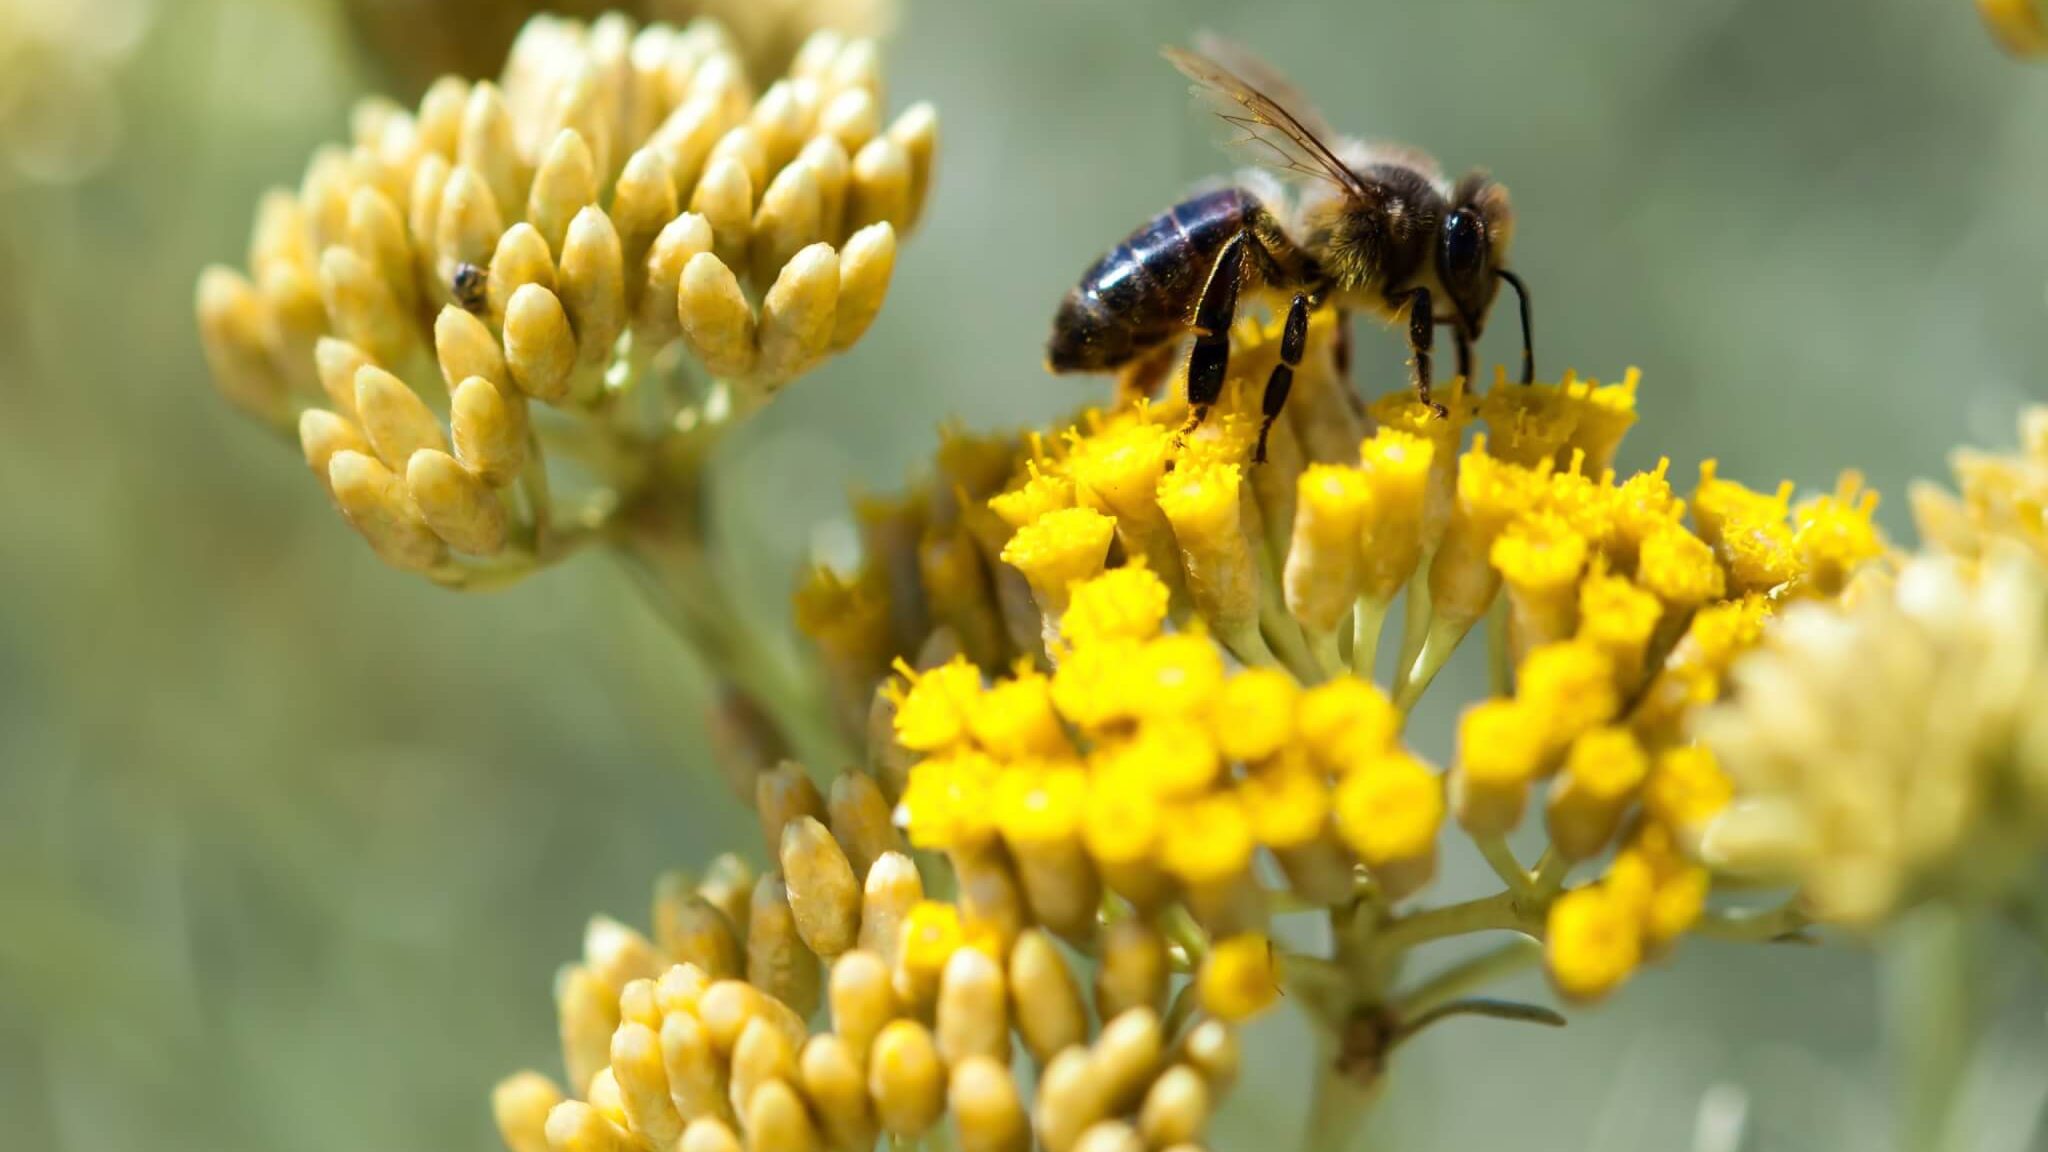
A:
1080;770;1163;866
1212;667;1300;763
892;657;985;753
897;749;1003;851
1127;632;1228;720
1060;565;1172;650
1546;885;1643;1001
1155;460;1243;548
1199;934;1282;1022
1560;726;1649;801
1101;717;1222;799
1333;751;1445;865
1049;640;1143;731
965;666;1071;759
1237;758;1330;848
1297;675;1400;768
1643;745;1735;833
1296;464;1375;548
1576;571;1664;655
1515;639;1619;747
1791;471;1885;596
1455;698;1550;786
1159;793;1256;885
988;468;1075;530
1001;506;1117;596
994;765;1089;844
1477;379;1579;468
1070;419;1175;517
1636;524;1727;608
1492;512;1590;596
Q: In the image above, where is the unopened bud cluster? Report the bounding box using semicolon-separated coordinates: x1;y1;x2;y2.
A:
497;770;1238;1152
197;12;934;583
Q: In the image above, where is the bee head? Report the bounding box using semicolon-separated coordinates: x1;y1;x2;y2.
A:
1438;174;1515;335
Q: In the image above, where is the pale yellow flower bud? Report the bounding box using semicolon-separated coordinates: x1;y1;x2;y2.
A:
796;135;851;245
820;89;881;155
1072;1120;1146;1152
936;946;1008;1066
347;185;417;319
692;156;755;272
679;1119;741;1152
800;1033;878;1151
698;978;810;1057
353;365;446;469
946;1056;1027;1152
747;81;813;176
449;376;529;488
437;165;507;282
611;1021;683;1148
1285;464;1373;633
312;336;373;420
521;132;596;263
756;760;826;856
406;153;451;296
677;252;759;378
493;1071;564;1152
640;212;715;343
249;189;315;277
556;963;616;1098
1033;1047;1102;1152
869;1019;945;1137
329;450;445;572
559;205;625;374
756;242;840;384
1140;1066;1211;1148
1007;928;1086;1065
416;73;465;154
858;851;924;969
697;854;759;934
887;104;939;232
407;448;508;556
433;305;506;391
321;245;413;369
748;872;823;1018
487;222;558;327
1094;918;1166;1023
747;1079;822;1152
952;846;1028;957
660;1010;734;1124
503;284;577;402
780;816;862;957
849;136;912;233
618;976;660;1031
652;883;744;981
544;1100;634;1152
730;1015;800;1120
826;769;904;880
1093;1007;1164;1114
709;126;770;204
299;410;369;490
831;222;896;352
196;266;287;421
607;149;676;295
828;949;897;1064
751;158;825;289
1177;1020;1238;1095
299;146;353;253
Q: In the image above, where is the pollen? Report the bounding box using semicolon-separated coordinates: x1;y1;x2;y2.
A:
892;656;986;753
1477;379;1579;468
1334;751;1445;866
1059;564;1172;649
1159;793;1257;885
1636;523;1727;608
1199;934;1282;1023
1211;667;1300;764
1545;885;1643;1001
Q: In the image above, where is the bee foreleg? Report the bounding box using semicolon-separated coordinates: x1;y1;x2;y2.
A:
1182;232;1250;439
1454;330;1473;385
1254;292;1311;464
1397;287;1447;418
1497;269;1535;384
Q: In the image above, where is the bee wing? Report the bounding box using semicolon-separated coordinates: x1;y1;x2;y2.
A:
1162;39;1373;202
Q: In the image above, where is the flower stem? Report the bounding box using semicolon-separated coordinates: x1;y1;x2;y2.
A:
1369;890;1536;958
1473;834;1533;897
1392;937;1543;1019
1884;906;1979;1152
1304;1040;1380;1152
1350;595;1390;680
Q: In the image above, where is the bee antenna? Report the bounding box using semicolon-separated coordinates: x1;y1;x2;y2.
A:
1497;269;1534;384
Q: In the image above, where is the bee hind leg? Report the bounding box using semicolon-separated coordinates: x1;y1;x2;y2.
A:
1454;329;1474;386
1254;293;1311;464
1396;287;1448;418
1177;232;1250;447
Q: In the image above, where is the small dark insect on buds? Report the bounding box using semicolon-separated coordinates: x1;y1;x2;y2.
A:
452;261;489;313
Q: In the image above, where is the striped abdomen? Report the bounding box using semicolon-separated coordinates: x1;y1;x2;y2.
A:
1047;186;1256;372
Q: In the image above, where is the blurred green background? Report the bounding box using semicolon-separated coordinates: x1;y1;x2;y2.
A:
3;0;2046;1149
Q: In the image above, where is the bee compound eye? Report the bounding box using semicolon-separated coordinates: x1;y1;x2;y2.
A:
1443;210;1485;279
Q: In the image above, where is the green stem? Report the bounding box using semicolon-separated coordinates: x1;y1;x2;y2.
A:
1473;834;1533;897
1530;849;1571;899
1883;906;1978;1152
1350;595;1390;681
1392;937;1543;1019
1369;890;1536;959
1304;1038;1380;1152
1484;596;1513;697
1393;612;1475;713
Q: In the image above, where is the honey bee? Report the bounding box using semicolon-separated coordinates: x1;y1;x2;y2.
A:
451;261;489;314
1046;35;1535;461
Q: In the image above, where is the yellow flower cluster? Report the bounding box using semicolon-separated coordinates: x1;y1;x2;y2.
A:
1700;406;2048;927
197;12;934;584
497;765;1239;1152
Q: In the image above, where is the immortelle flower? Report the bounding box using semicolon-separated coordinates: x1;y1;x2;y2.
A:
1699;408;2048;928
196;11;937;770
796;304;1887;1138
494;769;1240;1152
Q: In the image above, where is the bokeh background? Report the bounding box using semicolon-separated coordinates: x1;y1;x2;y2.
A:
3;0;2047;1149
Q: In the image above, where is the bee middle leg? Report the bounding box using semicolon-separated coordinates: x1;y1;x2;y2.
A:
1254;292;1311;464
1395;286;1448;418
1454;329;1474;385
1180;232;1250;442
